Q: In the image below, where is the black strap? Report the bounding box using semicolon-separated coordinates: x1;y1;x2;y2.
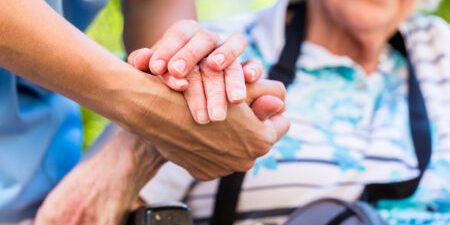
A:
210;172;246;225
268;2;307;87
210;5;308;225
360;32;432;203
211;2;431;224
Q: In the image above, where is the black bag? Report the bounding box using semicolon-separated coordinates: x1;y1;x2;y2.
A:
210;2;432;225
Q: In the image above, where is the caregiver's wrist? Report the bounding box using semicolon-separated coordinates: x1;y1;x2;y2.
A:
84;62;167;131
110;68;192;142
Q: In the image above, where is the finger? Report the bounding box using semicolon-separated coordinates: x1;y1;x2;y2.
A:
184;66;209;124
149;20;201;75
207;33;248;71
127;50;139;65
200;61;227;122
131;48;153;72
160;74;189;92
242;58;264;83
168;29;218;78
225;60;246;104
251;95;285;121
265;114;290;143
246;79;286;104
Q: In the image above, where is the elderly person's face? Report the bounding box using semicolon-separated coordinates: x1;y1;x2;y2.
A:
317;0;416;33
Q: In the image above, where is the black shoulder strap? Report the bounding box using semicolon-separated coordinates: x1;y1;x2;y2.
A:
268;2;307;86
210;5;308;225
210;172;246;225
211;2;432;224
360;32;432;203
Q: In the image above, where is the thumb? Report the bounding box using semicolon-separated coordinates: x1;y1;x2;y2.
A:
246;79;286;105
128;48;153;72
251;95;285;120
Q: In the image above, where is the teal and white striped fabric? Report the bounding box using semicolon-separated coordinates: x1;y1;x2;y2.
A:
141;0;450;224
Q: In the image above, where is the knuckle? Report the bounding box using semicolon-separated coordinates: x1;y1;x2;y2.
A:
254;144;272;158
180;47;199;63
171;29;191;43
226;65;244;76
232;32;248;48
187;70;202;83
225;48;239;61
209;88;226;99
167;20;198;42
201;66;223;79
235;160;255;172
200;30;219;47
273;80;287;100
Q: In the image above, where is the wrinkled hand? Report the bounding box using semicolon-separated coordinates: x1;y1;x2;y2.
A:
120;73;288;180
123;20;289;180
35;128;165;225
128;20;264;123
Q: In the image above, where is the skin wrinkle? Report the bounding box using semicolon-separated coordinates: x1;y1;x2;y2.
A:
37;130;165;224
227;105;264;159
2;0;290;221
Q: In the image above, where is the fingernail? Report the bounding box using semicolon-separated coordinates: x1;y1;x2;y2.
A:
275;100;285;113
153;59;166;74
211;108;226;121
173;59;187;74
248;69;256;81
175;78;189;90
212;54;225;67
230;90;246;102
132;52;139;67
195;111;209;124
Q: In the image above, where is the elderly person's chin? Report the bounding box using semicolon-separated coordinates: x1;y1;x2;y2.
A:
318;0;416;33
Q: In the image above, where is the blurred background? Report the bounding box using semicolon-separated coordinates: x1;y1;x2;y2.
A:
82;0;450;149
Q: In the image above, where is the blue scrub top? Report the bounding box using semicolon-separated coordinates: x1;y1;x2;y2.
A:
0;0;107;222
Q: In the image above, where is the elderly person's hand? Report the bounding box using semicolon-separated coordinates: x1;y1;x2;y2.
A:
128;20;263;124
34;128;165;225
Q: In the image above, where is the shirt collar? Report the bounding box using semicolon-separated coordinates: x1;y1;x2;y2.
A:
251;0;289;64
249;0;394;73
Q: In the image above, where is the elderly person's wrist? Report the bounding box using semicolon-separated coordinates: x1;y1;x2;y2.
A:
35;129;165;225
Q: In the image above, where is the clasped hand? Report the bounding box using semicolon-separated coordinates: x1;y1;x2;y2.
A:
127;20;290;180
35;20;290;225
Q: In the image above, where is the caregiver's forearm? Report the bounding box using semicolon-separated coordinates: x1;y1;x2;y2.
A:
0;0;168;125
122;0;196;52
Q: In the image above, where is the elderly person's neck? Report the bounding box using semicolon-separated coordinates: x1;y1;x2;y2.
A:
303;1;413;74
306;14;386;73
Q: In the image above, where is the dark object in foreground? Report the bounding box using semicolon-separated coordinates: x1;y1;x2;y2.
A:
127;203;193;225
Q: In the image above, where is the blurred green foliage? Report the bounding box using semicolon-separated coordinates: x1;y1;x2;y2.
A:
83;0;450;150
435;0;450;22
